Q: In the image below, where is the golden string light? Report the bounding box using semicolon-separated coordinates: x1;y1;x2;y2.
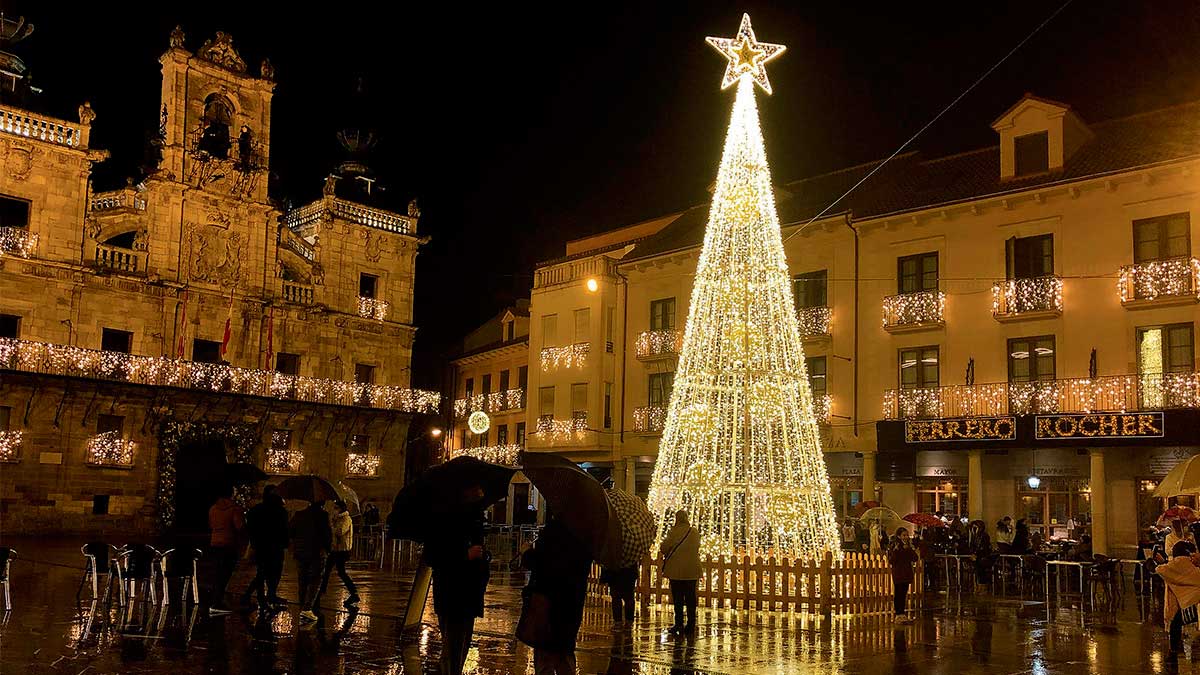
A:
266;448;304;474
86;430;136;466
357;297;391;321
453;444;521;466
0;430;22;462
635;330;682;359
0;226;37;258
345;453;381;477
539;342;589;371
991;275;1063;316
0;337;440;413
882;290;945;327
632;405;667;433
647;15;840;561
1118;257;1200;302
796;306;832;337
453;388;526;418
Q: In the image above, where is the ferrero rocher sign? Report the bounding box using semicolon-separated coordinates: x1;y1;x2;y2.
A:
1035;412;1164;439
904;416;1016;443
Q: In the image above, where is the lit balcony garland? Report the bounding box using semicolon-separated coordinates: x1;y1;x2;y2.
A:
453;388;526;418
345;453;381;478
530;414;588;444
1118;257;1200;303
796;306;832;338
813;394;832;424
86;431;136;467
635;330;682;359
647;15;840;562
882;372;1200;419
633;405;667;433
882;290;945;328
453;444;522;466
0;430;22;462
992;276;1063;317
266;432;304;474
539;342;589;371
0;337;440;413
357;297;390;321
0;226;37;258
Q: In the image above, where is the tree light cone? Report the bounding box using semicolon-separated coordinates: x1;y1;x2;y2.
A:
647;73;840;561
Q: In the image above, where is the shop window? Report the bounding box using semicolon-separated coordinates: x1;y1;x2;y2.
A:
1133;212;1191;263
1017;477;1091;540
650;298;676;331
916;479;966;518
1006;234;1053;279
794;270;828;308
898;252;938;294
1014;131;1049;177
1008;336;1056;382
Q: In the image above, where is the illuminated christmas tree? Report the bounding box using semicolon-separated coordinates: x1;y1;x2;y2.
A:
647;14;840;560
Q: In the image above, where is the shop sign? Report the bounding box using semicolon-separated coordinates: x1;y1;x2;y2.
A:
1035;413;1164;440
904;416;1016;443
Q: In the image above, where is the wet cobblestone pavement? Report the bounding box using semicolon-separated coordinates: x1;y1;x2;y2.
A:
0;538;1195;674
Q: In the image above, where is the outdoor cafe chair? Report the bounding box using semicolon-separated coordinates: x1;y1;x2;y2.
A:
1022;555;1047;595
0;547;15;610
158;547;202;608
77;542;125;606
1087;555;1121;607
119;544;161;606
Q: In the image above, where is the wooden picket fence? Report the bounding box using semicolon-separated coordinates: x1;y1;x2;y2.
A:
589;551;922;615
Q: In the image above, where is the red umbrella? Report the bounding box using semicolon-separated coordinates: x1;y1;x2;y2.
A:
1160;505;1199;525
903;513;947;529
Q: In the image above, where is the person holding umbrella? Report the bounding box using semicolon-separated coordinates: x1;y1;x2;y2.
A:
241;484;289;610
289;498;332;624
318;498;360;608
520;513;593;673
423;483;490;675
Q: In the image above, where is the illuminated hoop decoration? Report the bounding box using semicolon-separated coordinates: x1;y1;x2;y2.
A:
468;410;491;435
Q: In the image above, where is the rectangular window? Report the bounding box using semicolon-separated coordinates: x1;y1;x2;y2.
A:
571;383;588;416
538;386;555;417
354;363;375;384
1014;131;1049;176
271;429;292;451
101;328;132;354
573;308;590;343
0;313;18;338
0;405;10;430
1133;213;1191;262
482;374;492;395
650;298;677;331
1008;336;1056;382
351;434;369;451
604;382;612;429
497;425;508;446
275;352;300;375
460;430;468;450
807;356;827;398
359;273;378;299
499;370;510;392
97;414;124;436
541;314;558;347
518;366;528;390
506;320;515;341
0;195;30;228
606;307;615;346
1006;234;1054;279
648;372;675;408
92;495;110;515
794;271;828;309
898;252;938;294
1139;324;1196;373
193;338;222;363
516;422;526;446
899;346;939;389
465;377;474;398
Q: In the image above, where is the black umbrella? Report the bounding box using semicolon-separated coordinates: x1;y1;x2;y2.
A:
223;462;267;486
274;475;346;503
389;456;515;541
520;452;620;566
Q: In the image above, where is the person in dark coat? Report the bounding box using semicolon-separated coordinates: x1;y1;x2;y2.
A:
520;516;593;674
600;564;638;627
289;500;332;623
241;485;289;609
1011;518;1031;555
423;485;490;675
888;527;919;623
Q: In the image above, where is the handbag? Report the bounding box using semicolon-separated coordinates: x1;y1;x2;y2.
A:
515;586;554;648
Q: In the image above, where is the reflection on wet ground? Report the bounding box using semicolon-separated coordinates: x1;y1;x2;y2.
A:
0;538;1193;674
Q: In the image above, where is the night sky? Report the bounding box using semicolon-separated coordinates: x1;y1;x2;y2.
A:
11;0;1200;388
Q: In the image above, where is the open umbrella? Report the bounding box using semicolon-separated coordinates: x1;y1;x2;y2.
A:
336;481;361;514
388;456;515;542
1158;505;1199;527
852;500;882;517
274;475;348;504
223;462;267;486
520;452;621;566
903;512;947;529
606;487;655;568
857;506;904;532
1153;456;1200;497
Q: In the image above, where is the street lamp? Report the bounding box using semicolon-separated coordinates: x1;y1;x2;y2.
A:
1026;474;1041;490
585;278;599;292
430;427;443;438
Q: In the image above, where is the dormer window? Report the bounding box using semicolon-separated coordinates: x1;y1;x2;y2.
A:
1014;131;1049;177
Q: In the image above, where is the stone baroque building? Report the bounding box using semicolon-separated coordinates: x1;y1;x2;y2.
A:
0;24;436;535
517;93;1200;559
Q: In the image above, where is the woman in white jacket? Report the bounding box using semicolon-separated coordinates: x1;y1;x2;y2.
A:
319;499;360;608
660;509;701;634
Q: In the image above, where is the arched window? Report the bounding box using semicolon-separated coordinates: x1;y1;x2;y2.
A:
198;94;233;158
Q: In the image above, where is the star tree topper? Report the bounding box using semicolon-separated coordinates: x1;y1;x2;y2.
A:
706;13;786;95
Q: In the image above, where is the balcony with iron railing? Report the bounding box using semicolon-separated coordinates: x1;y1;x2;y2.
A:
0;226;37;258
991;275;1063;321
453;444;522;466
0;430;22;462
797;306;832;340
265;448;305;475
882;372;1200;420
358;297;390;320
632;405;666;433
1118;256;1200;307
812;394;833;424
85;431;136;467
882;290;945;332
345;453;381;478
635;330;682;361
94;243;142;274
0;337;440;413
540;342;590;371
453;388;526;418
527;413;589;447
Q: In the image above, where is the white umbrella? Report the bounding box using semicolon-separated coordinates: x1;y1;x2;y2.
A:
1153;455;1200;497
